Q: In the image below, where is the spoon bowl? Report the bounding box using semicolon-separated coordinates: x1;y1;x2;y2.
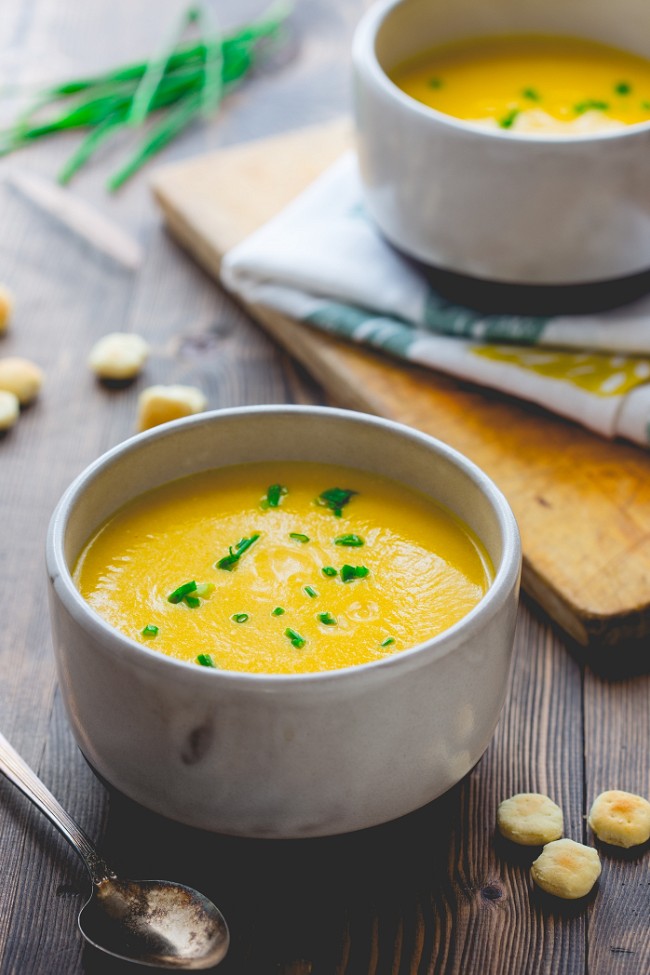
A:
0;731;230;969
80;877;229;969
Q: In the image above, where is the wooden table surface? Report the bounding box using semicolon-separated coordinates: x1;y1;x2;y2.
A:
1;2;649;973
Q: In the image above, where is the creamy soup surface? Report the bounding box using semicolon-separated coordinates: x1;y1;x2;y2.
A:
74;462;493;674
391;35;650;134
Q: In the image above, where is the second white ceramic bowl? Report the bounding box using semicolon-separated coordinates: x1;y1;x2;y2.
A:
353;0;650;284
47;407;520;838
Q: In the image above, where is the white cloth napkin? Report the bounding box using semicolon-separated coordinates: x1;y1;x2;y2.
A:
221;152;650;448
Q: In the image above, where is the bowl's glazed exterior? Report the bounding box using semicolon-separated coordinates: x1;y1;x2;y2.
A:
353;0;650;284
46;406;520;837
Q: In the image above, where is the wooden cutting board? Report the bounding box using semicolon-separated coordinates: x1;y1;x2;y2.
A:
152;118;650;649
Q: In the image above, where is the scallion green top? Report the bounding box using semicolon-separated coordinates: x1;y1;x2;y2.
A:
340;564;369;583
316;487;358;517
574;98;609;114
196;652;217;668
261;483;287;509
216;532;260;570
285;627;306;649
167;580;197;603
334;534;364;547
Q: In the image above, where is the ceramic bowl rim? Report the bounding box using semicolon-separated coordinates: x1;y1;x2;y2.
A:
47;405;521;689
353;0;650;145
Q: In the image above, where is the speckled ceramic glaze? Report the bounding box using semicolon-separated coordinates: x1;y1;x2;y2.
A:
353;0;650;284
46;407;520;838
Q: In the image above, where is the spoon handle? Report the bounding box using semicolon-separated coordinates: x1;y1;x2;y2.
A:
0;731;115;885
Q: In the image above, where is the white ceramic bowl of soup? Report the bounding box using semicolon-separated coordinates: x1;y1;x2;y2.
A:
46;406;521;838
352;0;650;284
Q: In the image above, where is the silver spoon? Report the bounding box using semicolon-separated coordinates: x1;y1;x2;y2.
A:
0;731;230;969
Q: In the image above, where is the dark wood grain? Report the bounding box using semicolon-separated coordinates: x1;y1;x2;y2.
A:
0;1;648;973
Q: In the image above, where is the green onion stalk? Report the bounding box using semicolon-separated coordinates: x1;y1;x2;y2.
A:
0;1;292;189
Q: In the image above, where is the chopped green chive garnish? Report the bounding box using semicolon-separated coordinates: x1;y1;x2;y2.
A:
232;612;249;623
168;580;214;608
316;487;358;517
304;585;318;598
428;77;443;89
498;108;520;129
168;580;197;603
334;534;364;547
271;606;285;616
194;582;215;598
615;81;631;95
642;100;650;109
196;653;217;668
574;99;609;114
261;483;287;509
521;87;540;101
141;624;159;637
340;564;369;583
216;532;261;570
380;637;395;648
285;627;306;649
321;566;337;577
289;532;310;543
318;612;337;626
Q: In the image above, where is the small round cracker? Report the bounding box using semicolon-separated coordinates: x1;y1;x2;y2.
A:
497;793;564;846
531;838;601;899
0;356;43;405
588;790;650;848
0;390;19;430
0;284;14;334
89;332;150;380
136;384;207;431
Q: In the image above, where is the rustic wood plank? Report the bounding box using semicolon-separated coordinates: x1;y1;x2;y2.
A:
584;667;650;974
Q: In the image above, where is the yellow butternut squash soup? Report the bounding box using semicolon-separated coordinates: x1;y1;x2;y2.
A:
74;462;493;674
391;35;650;134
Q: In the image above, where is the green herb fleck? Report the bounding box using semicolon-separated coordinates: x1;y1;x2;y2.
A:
642;100;650;110
185;595;201;608
216;532;261;570
318;612;337;626
141;624;159;637
614;81;631;95
334;534;364;547
289;532;310;543
271;606;285;616
285;627;306;649
498;108;520;129
321;566;338;577
167;580;197;603
341;564;369;583
196;653;217;668
304;585;318;598
261;483;287;509
574;99;609;114
232;612;249;623
428;76;443;89
380;637;395;648
521;87;540;101
316;487;358;517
